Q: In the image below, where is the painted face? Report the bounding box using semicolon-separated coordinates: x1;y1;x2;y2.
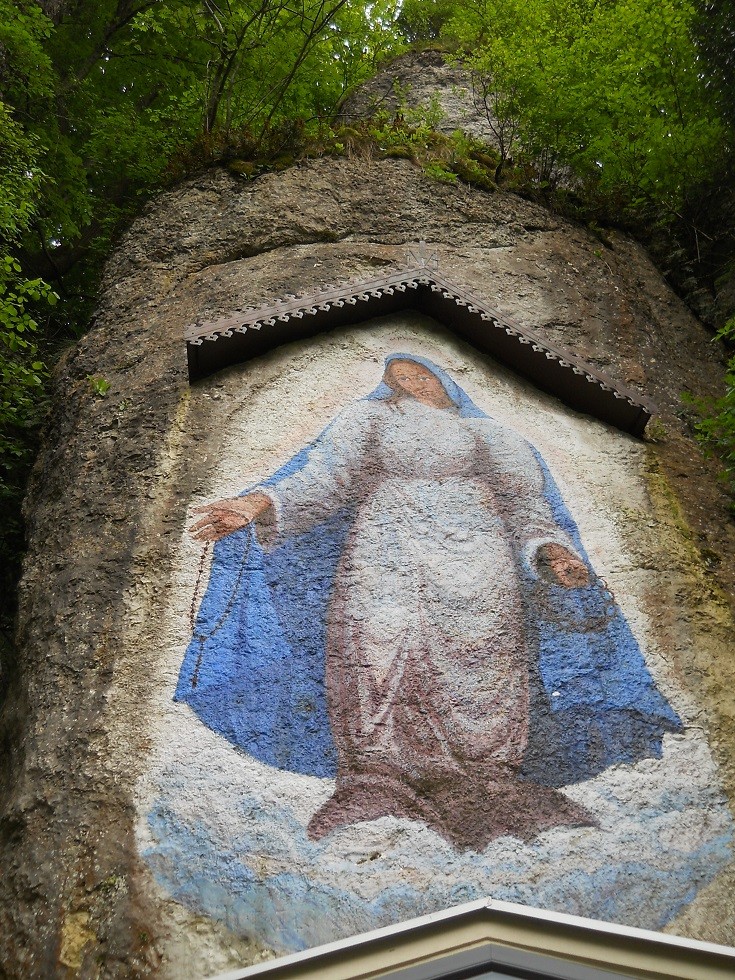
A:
385;361;454;409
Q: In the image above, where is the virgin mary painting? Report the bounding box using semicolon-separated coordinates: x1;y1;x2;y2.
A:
176;353;683;852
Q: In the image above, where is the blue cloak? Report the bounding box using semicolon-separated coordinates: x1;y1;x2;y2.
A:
175;354;683;786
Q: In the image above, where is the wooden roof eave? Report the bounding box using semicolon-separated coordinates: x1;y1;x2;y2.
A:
184;264;654;436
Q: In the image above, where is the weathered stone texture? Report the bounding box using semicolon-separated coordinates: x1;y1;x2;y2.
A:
338;49;495;143
1;117;735;976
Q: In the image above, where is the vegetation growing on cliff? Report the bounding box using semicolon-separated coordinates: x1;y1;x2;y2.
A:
1;0;735;652
400;1;734;306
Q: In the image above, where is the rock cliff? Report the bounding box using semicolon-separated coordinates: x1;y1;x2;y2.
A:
1;54;735;979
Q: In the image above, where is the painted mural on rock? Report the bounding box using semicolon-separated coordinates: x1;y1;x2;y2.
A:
139;323;732;955
178;353;680;846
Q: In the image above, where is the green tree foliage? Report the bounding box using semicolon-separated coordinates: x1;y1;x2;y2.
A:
23;0;399;293
395;0;456;43
0;3;57;658
0;257;54;476
693;0;735;128
442;0;726;219
684;317;735;504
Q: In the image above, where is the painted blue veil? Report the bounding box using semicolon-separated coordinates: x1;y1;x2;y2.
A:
175;354;682;785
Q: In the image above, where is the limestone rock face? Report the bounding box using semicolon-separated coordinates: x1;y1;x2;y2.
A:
2;63;735;980
338;49;496;143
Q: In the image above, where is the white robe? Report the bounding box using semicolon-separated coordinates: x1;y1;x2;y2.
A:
261;397;578;791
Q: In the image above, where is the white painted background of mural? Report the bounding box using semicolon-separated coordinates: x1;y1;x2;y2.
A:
134;314;731;968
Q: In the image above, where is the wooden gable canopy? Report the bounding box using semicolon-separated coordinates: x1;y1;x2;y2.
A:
185;249;654;436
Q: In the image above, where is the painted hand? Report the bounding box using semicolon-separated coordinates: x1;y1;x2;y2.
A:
538;543;590;588
189;491;273;542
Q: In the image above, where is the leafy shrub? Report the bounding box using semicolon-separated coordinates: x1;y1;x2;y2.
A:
685;316;735;504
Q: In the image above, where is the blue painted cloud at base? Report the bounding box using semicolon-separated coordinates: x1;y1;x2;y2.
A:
141;732;732;954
